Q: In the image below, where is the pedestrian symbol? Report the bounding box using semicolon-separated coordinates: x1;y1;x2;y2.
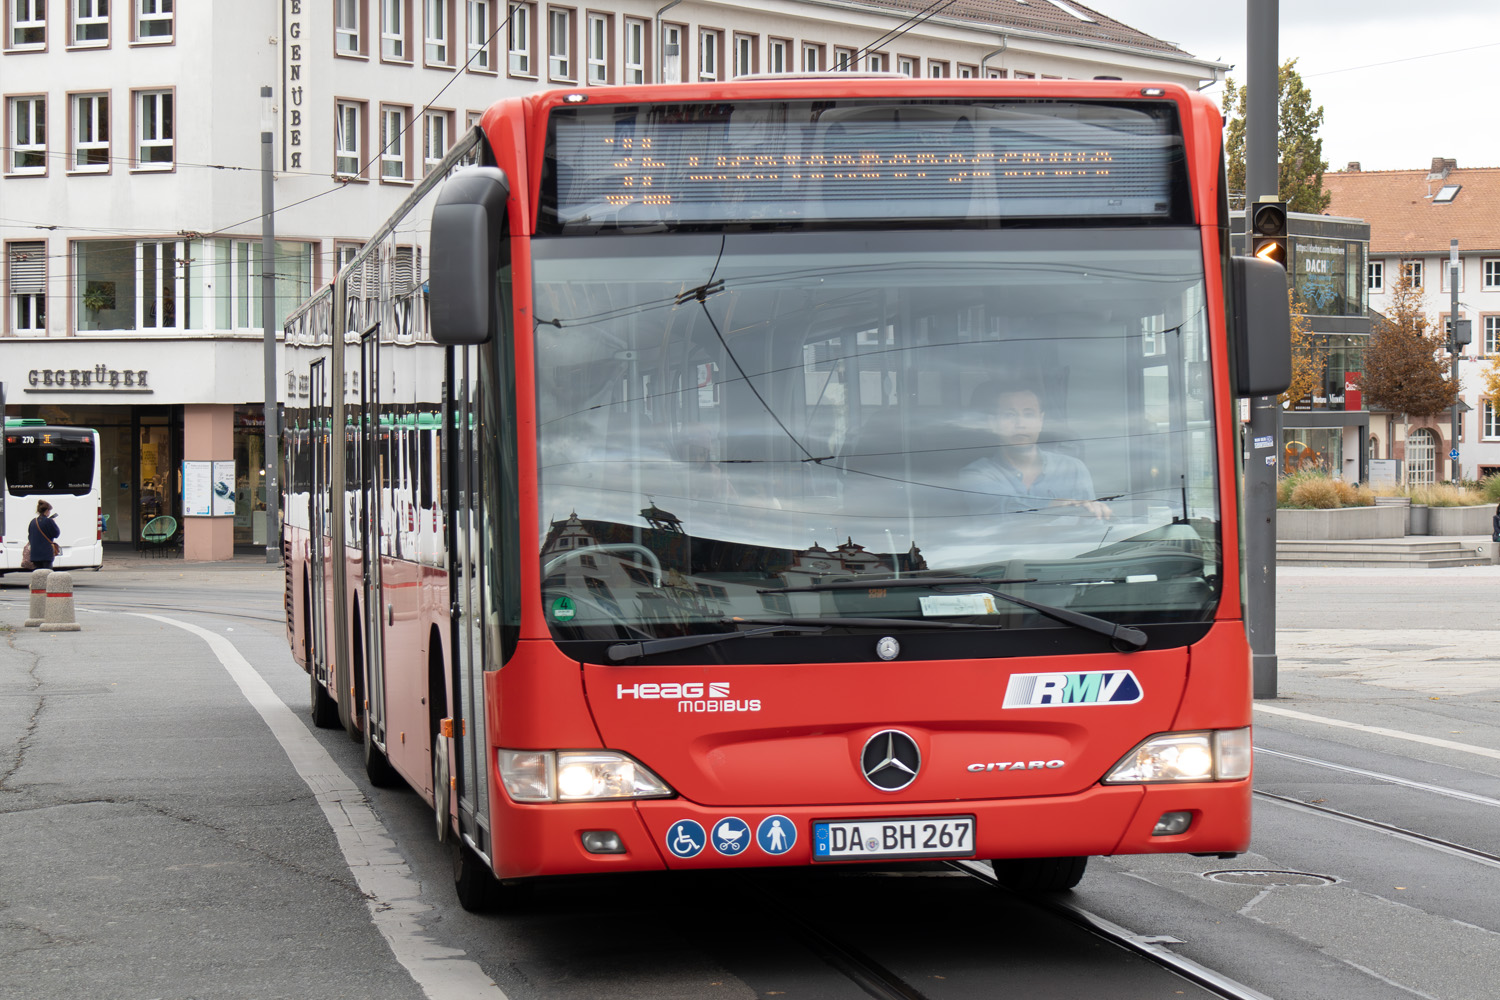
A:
711;816;751;856
756;815;796;855
666;819;706;859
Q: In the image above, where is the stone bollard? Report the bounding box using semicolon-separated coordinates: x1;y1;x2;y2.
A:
38;571;82;633
24;568;50;627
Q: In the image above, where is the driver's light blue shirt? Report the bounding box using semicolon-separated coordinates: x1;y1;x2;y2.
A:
960;451;1097;516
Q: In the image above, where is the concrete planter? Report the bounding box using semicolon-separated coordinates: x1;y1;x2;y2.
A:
1427;504;1496;536
1276;505;1406;540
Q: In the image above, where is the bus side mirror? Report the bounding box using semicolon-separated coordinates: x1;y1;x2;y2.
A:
430;167;511;345
1230;255;1291;397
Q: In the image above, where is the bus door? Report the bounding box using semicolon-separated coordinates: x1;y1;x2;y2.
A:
308;359;330;689
446;345;491;858
360;324;389;748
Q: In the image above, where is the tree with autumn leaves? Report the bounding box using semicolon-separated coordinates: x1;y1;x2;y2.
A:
1360;270;1458;480
1281;290;1320;409
1222;59;1331;214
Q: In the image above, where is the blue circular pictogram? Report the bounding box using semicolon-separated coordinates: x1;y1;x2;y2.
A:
756;815;797;855
711;816;751;856
666;819;706;859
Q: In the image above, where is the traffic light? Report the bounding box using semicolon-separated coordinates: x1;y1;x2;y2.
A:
1250;200;1287;268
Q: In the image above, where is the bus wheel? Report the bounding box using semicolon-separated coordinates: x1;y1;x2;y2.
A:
310;668;339;729
453;841;501;913
363;721;400;788
989;856;1088;892
432;734;450;843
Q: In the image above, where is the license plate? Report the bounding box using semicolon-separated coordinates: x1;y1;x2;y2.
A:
812;815;976;861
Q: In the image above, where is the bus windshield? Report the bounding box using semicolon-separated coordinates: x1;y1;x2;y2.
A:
533;228;1218;642
5;430;96;496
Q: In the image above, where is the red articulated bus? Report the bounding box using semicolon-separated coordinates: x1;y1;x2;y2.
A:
281;77;1290;910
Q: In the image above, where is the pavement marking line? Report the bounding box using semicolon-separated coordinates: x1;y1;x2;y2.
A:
1254;704;1500;762
130;613;508;1000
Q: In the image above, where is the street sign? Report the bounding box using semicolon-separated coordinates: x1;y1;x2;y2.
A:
1449;449;1460;460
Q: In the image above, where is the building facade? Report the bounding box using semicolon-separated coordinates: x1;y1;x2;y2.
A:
3;0;1223;558
1324;158;1500;484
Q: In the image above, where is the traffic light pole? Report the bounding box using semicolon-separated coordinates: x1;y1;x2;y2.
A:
1245;0;1279;700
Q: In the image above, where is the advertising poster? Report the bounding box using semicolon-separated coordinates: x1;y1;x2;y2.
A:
183;461;213;517
212;460;236;517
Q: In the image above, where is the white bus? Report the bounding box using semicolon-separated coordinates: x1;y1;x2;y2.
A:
2;420;104;574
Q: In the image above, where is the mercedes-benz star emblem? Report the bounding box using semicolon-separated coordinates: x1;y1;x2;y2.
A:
875;636;900;661
861;730;921;791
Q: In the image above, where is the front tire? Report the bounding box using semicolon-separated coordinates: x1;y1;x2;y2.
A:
990;856;1088;892
453;841;501;913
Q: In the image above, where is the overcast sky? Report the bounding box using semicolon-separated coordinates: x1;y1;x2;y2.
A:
1090;1;1499;172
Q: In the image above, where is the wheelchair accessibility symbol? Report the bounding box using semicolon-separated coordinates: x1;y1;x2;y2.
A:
711;816;751;856
666;820;706;859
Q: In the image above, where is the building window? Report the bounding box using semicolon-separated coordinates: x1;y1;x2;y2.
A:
624;18;645;83
1484;259;1500;290
733;33;755;77
898;56;915;77
508;2;533;74
380;105;410;180
134;89;173;168
1368;434;1380;461
425;0;450;63
466;0;493;68
10;0;45;47
1485;315;1500;356
7;241;46;333
548;8;571;80
833;46;854;70
927;60;949;78
1440;258;1464;294
73;0;109;45
661;23;681;82
135;0;171;40
8;96;45;173
71;92;109;170
423;109;450;173
586;13;609;83
335;100;364;177
699;29;719;80
957;63;976;78
801;43;821;73
1367;260;1383;292
767;38;786;74
1485;400;1500;440
381;0;407;59
337;0;363;53
1406;427;1436;485
986;67;1006;79
867;52;886;72
1013;70;1035;79
1402;259;1423;290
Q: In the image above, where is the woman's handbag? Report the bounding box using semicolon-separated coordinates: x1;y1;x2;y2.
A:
51;540;62;556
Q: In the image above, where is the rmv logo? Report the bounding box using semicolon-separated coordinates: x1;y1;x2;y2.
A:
1003;670;1143;708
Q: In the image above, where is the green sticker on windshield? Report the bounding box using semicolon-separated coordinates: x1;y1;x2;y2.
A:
550;596;577;622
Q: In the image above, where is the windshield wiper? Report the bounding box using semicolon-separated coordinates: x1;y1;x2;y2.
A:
720;616;1003;631
759;577;1147;651
758;576;1034;593
607;623;829;662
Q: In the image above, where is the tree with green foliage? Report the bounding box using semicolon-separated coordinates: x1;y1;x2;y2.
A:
1222;58;1331;214
1361;270;1457;481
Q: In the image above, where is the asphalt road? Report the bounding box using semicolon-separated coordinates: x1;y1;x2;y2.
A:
2;560;1498;999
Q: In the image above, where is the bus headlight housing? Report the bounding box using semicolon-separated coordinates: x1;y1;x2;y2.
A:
1102;728;1251;784
498;749;674;802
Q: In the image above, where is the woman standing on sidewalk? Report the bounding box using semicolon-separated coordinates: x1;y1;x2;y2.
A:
28;500;61;570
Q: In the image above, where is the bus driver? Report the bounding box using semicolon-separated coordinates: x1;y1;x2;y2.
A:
959;380;1111;521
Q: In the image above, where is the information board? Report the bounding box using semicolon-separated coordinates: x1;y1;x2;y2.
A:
184;460;238;517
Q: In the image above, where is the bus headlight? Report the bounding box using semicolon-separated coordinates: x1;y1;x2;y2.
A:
498;749;674;802
1102;728;1252;784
